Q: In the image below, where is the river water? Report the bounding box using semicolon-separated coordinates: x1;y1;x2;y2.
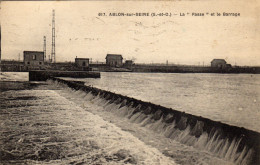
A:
3;72;258;132
1;72;259;164
65;72;260;132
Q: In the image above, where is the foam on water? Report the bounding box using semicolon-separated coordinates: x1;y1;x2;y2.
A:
0;86;177;164
0;72;28;81
51;80;236;165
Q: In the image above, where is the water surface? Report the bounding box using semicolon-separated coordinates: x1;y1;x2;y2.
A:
75;72;260;132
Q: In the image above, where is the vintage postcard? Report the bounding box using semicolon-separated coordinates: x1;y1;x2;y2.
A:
0;1;259;164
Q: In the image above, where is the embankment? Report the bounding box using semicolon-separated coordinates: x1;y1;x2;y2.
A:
131;65;260;74
50;77;260;165
29;70;100;81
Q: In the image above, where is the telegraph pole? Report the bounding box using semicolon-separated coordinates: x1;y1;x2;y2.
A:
51;9;56;63
43;36;46;61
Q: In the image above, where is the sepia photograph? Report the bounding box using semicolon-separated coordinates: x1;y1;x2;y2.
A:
0;0;259;164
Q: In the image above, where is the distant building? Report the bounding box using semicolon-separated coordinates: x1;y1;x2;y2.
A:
24;51;44;69
124;60;134;69
211;59;228;68
226;64;232;68
75;58;89;67
106;54;123;67
125;60;133;65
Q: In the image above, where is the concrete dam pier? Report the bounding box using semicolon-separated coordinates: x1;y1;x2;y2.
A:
29;70;100;81
50;77;260;165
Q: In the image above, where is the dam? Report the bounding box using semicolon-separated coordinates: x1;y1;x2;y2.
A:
0;72;259;164
50;77;260;165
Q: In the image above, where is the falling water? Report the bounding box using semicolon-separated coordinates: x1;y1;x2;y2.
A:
50;78;260;165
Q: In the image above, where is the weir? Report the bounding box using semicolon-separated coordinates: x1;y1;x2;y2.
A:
50;77;260;165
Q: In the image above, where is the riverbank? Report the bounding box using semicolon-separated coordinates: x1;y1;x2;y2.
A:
1;62;260;74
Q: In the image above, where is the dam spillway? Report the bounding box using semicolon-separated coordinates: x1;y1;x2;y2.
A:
50;77;260;165
0;80;176;164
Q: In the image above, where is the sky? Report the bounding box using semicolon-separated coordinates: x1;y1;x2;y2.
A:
1;0;259;66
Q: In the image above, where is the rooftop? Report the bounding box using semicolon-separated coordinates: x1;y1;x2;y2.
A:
23;51;44;53
106;54;123;59
211;59;227;62
75;58;89;60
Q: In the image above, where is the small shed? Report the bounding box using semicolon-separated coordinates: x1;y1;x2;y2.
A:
75;58;89;67
125;60;133;65
124;60;134;69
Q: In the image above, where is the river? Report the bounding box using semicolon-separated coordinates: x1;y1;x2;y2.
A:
1;72;259;164
65;72;260;132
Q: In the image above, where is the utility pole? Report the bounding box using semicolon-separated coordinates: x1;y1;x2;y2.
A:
0;25;1;68
51;9;56;63
43;36;46;61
